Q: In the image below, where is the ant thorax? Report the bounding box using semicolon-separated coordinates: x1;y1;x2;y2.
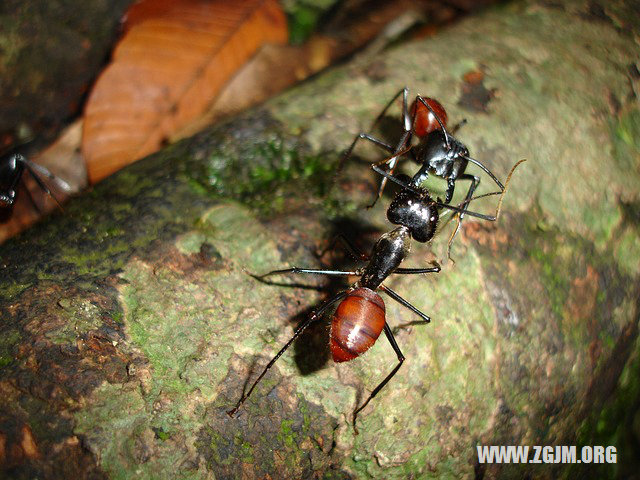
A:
417;130;469;179
360;227;411;290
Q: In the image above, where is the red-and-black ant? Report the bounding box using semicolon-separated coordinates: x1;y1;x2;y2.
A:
226;160;522;431
0;150;70;219
339;88;507;255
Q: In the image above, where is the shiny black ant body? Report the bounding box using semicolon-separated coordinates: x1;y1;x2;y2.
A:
0;151;70;217
339;88;507;250
227;166;520;431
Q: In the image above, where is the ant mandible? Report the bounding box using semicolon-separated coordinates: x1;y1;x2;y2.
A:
339;88;506;251
227;166;521;431
0;151;70;218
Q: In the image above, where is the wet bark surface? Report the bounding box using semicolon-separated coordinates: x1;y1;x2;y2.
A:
1;0;640;478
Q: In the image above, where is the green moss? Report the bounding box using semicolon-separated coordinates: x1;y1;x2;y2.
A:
183;117;335;217
615;227;640;277
278;419;296;449
239;439;255;464
610;107;640;173
45;298;104;344
111;311;124;324
530;245;570;319
570;336;640;479
0;23;25;70
285;0;339;45
0;329;20;369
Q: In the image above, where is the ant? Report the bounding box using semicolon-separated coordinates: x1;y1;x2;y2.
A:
227;161;522;431
339;88;507;252
0;150;70;219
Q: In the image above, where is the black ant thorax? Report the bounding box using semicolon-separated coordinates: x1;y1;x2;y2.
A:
415;130;469;183
360;227;411;290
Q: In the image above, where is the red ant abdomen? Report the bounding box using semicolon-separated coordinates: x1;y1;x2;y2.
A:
330;287;386;363
410;97;448;138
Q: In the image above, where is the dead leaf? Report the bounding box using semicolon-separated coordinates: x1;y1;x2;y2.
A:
82;0;287;183
178;3;429;137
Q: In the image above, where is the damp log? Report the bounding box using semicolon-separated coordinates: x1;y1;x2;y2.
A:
1;0;639;478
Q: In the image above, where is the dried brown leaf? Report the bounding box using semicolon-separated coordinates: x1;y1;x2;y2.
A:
82;0;287;183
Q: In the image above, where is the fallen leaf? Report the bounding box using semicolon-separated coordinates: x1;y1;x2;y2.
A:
82;0;287;183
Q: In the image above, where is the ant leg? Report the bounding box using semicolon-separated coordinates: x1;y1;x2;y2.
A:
454;174;480;216
255;267;357;279
338;131;408;210
366;131;414;209
445;160;526;259
373;165;493;219
339;88;415;208
367;89;422;208
394;260;441;275
369;88;410;132
23;163;64;210
379;284;432;323
24;159;72;193
22;182;42;213
228;290;348;417
450;159;525;221
462;155;504;191
446;173;480;259
338;132;395;174
319;233;369;262
340;87;411;174
352;323;404;433
337;133;397;209
373;164;511;221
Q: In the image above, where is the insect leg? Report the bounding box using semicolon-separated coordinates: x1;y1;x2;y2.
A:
255;267;357;279
367;88;417;208
227;290;348;417
23;161;64;210
446;173;480;260
379;284;432;323
352;322;404;433
338;132;395;173
24;159;72;192
319;233;369;262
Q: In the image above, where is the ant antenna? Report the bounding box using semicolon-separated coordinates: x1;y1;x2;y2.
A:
445;158;527;259
373;157;526;222
462;155;505;191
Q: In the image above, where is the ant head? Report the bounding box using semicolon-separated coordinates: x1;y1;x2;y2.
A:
387;187;438;243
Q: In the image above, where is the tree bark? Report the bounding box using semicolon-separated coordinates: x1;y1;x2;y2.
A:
1;0;639;478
